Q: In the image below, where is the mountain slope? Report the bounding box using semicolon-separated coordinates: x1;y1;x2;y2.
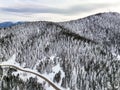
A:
0;12;120;90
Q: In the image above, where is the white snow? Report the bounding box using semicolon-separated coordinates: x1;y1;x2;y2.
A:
0;54;63;90
1;54;19;66
42;63;65;86
50;54;56;61
52;63;61;73
52;63;65;85
117;55;120;61
71;67;77;87
33;55;65;88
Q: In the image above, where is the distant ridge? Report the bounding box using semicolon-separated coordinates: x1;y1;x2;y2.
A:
0;21;23;28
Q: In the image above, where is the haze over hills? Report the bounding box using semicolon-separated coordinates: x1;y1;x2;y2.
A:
0;12;120;90
0;22;23;28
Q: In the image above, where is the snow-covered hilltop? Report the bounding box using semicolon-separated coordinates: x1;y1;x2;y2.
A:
0;12;120;90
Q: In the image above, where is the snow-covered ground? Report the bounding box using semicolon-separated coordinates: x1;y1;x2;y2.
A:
0;54;66;90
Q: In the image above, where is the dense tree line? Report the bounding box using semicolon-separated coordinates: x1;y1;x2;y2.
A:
0;12;120;90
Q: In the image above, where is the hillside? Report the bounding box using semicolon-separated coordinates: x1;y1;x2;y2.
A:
0;12;120;90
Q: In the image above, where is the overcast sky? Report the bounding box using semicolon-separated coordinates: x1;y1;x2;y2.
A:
0;0;120;22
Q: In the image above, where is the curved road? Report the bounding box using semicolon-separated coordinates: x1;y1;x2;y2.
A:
0;64;61;90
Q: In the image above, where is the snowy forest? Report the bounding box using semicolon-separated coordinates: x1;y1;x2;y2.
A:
0;12;120;90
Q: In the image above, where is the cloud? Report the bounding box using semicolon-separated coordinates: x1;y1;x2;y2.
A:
0;3;118;16
0;0;120;22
